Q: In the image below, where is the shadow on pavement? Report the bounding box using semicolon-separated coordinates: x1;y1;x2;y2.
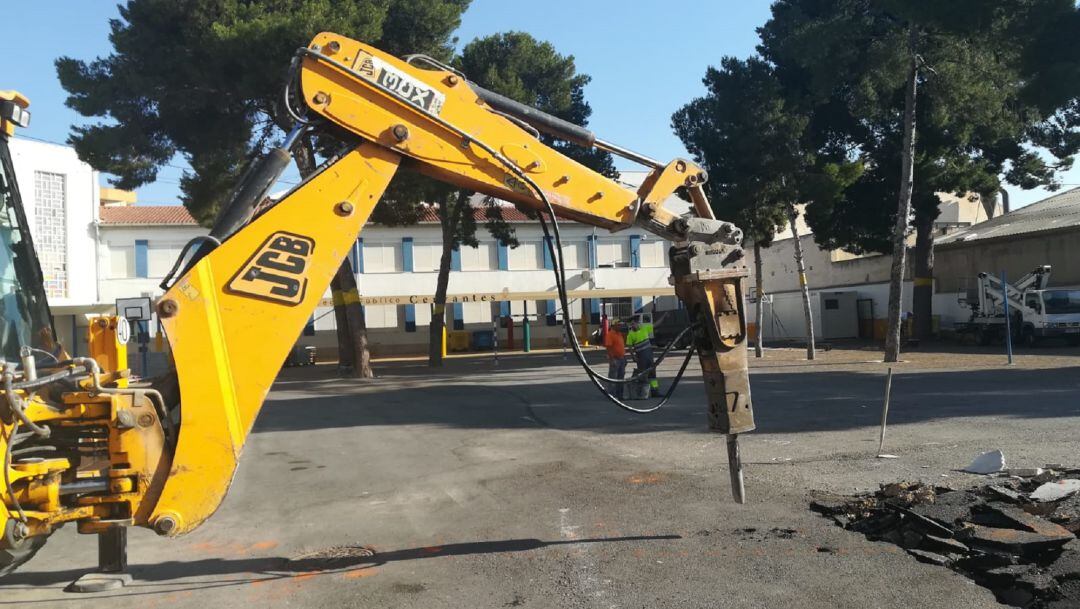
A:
0;535;680;602
256;363;1080;436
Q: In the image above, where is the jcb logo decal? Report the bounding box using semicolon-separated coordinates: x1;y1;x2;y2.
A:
227;232;315;306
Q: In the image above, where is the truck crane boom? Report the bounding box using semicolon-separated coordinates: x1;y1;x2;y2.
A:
0;32;755;576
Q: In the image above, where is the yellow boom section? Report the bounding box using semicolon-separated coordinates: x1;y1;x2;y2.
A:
300;32;640;229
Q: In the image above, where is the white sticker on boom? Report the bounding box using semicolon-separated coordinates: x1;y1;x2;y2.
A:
365;56;445;116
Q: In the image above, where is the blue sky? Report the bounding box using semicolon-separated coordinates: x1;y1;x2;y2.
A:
2;1;1073;209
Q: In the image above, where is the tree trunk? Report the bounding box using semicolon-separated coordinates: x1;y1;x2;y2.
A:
332;261;374;378
429;193;464;367
787;205;816;360
294;138;374;377
912;207;935;341
330;270;354;373
885;28;919;364
753;241;765;358
429;240;453;367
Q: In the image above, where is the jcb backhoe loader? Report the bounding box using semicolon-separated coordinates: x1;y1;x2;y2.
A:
0;32;754;577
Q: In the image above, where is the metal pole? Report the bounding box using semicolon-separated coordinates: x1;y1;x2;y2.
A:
581;301;589;347
523;301;531;353
562;320;568;360
492;317;499;367
139;320;149;377
1002;270;1014;365
877;367;894;457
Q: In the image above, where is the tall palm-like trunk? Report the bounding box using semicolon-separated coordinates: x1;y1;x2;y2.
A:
885;28;919;363
787;205;815;360
753;241;765;358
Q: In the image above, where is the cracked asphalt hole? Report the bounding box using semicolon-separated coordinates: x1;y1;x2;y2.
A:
811;473;1080;608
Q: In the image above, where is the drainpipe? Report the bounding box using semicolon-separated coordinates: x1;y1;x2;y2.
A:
998;188;1011;216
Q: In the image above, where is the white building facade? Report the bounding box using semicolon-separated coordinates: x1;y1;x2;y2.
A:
10;139;683;358
8;137;107;355
95;204;679;357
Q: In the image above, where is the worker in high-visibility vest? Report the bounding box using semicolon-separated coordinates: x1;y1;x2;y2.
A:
603;322;628;399
626;316;659;397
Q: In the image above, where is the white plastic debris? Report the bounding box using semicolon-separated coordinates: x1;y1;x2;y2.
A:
963;450;1006;474
1030;479;1080;502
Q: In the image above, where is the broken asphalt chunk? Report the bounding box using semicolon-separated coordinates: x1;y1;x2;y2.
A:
910;491;982;528
987;485;1025;504
1031;479;1080;502
972;503;1075;539
886;504;955;538
955;550;1019;571
959;524;1074;556
922;534;970;555
1007;468;1044;478
907;548;951;566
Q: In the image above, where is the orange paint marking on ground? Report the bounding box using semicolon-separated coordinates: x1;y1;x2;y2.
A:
290;572;320;585
250;540;279;551
626;472;665;485
189;541;221;552
342;567;380;580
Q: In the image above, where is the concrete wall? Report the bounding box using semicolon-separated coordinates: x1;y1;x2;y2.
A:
750;281;916;342
747;234;898;295
935;229;1080;295
745;191;1003;341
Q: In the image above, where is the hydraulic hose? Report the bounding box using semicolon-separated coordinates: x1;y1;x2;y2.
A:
298;47;703;413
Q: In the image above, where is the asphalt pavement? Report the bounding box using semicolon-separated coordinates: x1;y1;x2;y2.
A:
2;344;1079;608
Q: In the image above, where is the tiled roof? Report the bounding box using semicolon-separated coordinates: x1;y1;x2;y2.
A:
415;201;533;223
99;205;199;226
936;187;1080;247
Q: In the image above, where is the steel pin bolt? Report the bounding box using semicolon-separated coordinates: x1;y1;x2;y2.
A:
391;124;410;142
154;515;178;536
446;74;459;86
312;92;330;105
158;299;178;318
335;201;355;216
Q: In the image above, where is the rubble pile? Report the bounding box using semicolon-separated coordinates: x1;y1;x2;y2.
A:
812;470;1080;608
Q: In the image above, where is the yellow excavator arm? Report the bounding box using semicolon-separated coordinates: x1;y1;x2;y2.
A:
1;31;755;565
149;32;754;535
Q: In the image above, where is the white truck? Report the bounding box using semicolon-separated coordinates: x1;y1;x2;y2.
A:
959;265;1080;346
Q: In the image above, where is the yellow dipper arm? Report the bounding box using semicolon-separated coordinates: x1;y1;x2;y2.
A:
147;32;753;535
